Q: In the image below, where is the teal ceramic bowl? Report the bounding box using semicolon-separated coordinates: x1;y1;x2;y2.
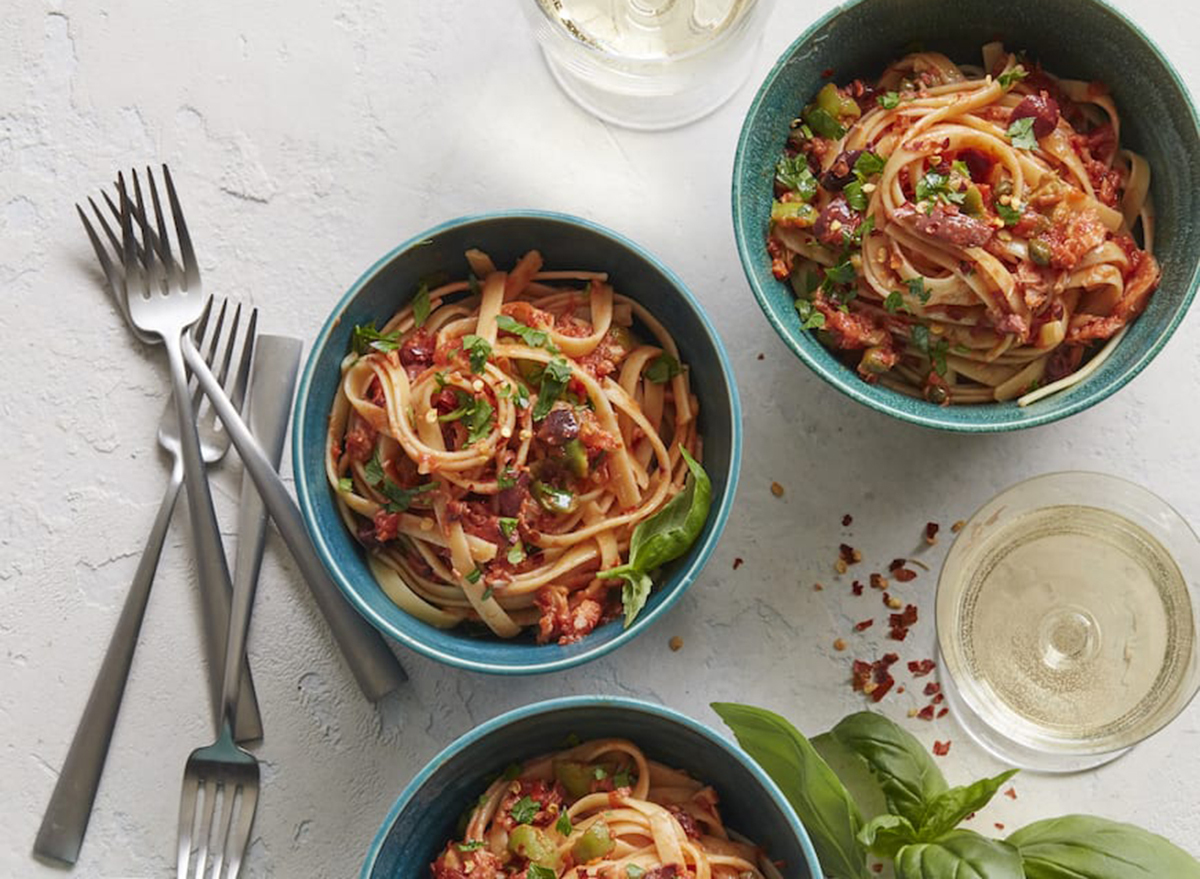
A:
733;0;1200;431
361;696;822;878
293;211;741;674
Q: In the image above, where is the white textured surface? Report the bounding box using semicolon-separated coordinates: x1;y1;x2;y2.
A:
4;1;1200;876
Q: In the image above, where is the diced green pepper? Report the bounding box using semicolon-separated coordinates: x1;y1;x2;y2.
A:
962;185;984;216
802;105;846;140
571;819;615;863
560;438;589;479
533;481;576;514
816;82;861;121
771;200;819;227
508;825;560;868
554;760;593;798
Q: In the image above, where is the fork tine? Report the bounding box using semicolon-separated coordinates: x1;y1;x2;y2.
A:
207;782;238;879
117;173;147;300
162;165;200;291
77;203;120;294
192;779;219;879
224;783;258;878
212;303;241;389
229;307;258;413
130;169;158;293
176;774;200;877
96;192;125;258
145;167;176;287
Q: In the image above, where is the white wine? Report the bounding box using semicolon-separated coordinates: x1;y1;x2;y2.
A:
536;0;750;60
944;504;1195;753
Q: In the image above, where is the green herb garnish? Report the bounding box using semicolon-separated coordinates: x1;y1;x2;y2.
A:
996;200;1022;225
877;91;901;109
532;356;572;421
461;334;491;374
803;105;847;140
795;299;827;330
496;314;557;352
883;291;906;314
906;277;930;303
351;321;401;355
1007;116;1039;149
556;813;573;836
915;170;967;207
364;451;385;486
337;476;353;492
379;480;436;514
498;517;519;540
412;283;431;328
997;65;1027;89
775;154;819;201
645;353;683;384
456;840;485;852
510;796;539;825
527;866;556;879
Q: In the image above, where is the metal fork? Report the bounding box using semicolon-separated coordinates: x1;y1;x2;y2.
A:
115;168;253;734
32;299;258;865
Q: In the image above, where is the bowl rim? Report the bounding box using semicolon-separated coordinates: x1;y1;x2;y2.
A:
292;209;743;674
359;695;823;878
731;0;1200;432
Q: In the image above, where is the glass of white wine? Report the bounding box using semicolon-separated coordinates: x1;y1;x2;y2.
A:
937;472;1200;773
524;0;773;130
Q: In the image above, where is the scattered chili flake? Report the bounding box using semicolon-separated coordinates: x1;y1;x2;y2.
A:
889;604;919;640
839;543;861;564
932;693;944;705
814;582;825;591
909;659;936;677
871;865;884;874
669;636;683;652
917;704;936;721
888;558;907;572
925;522;940;545
952;519;966;532
732;557;744;570
771;481;785;497
1004;787;1017;800
933;740;952;756
896;685;905;694
835;559;849;574
937;707;949;718
870;573;888;590
833;638;847;652
923;682;941;697
854;619;875;632
995;823;1006;831
893;567;917;582
756;353;765;361
822;67;835;78
852;653;899;702
842;513;853;527
851;580;864;596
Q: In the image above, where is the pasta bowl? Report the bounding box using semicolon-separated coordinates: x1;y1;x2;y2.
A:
361;696;822;878
292;211;741;673
733;0;1200;431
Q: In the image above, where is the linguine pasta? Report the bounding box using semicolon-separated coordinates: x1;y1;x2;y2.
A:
767;43;1160;405
325;250;701;644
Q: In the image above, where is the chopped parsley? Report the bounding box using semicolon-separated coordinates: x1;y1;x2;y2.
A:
502;762;523;781
412;283;431;328
1006;116;1039;150
645;353;683;384
532;356;573;421
456;840;486;852
337;476;353;492
461;334;491;374
844;179;867;211
842;151;887;212
910;325;950;376
556;813;573;836
883;291;907;314
854;151;887;177
364;452;385;486
438;390;495;444
824;259;857;295
997;65;1028;89
846;213;875;248
378;480;436;514
877;91;901;109
497;466;517;489
775;154;818;201
906;277;931;303
496;314;557;352
350;321;401;355
613;768;634;788
995;199;1022;225
498;380;531;409
915;170;966;207
527;867;556;879
510;796;540;825
794;299;826;330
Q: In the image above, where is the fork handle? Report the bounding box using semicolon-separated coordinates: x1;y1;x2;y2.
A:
164;333;264;740
34;465;182;866
183;336;408;700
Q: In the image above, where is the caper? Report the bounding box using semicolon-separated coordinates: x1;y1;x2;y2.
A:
1028;237;1052;266
860;346;893;374
925;384;949;405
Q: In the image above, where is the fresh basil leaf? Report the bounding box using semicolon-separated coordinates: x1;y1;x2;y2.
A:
776;154;819;201
1008;815;1200;878
412;283;431;328
645;353;683;384
804;105;847;140
351;321;401;355
824;712;948;826
878;91;901;109
858;813;918;859
811;732;890;822
918;769;1018;839
461;334;491;374
896;830;1024;879
1007;116;1039;150
854;151;887;178
712;703;869;879
532;356;572;421
597;448;711;628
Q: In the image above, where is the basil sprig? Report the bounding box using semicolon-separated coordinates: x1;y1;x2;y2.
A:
597;448;711;627
715;706;1200;879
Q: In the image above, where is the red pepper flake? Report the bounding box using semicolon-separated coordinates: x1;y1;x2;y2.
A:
995;823;1006;831
1004;787;1017;800
917;704;936;721
888;558;907;572
951;519;966;533
933;740;952;756
839;543;862;564
852;653;899;702
756;353;765;361
851;580;864;596
896;685;905;694
822;67;835;78
888;604;919;640
937;707;949;718
854;619;875;632
893;567;917;582
870;573;888;590
842;513;853;527
932;693;944;705
889;627;909;641
732;557;744;570
908;659;936;677
923;682;941;697
925;522;940;545
813;582;824;591
871;865;883;874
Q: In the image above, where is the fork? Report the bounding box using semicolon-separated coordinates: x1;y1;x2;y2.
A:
32;299;259;866
116;168;254;732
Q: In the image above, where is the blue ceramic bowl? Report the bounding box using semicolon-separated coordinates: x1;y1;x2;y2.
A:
293;211;742;674
733;0;1200;431
361;696;822;878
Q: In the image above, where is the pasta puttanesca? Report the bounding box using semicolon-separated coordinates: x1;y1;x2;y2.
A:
431;738;778;879
326;249;700;644
768;43;1160;405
